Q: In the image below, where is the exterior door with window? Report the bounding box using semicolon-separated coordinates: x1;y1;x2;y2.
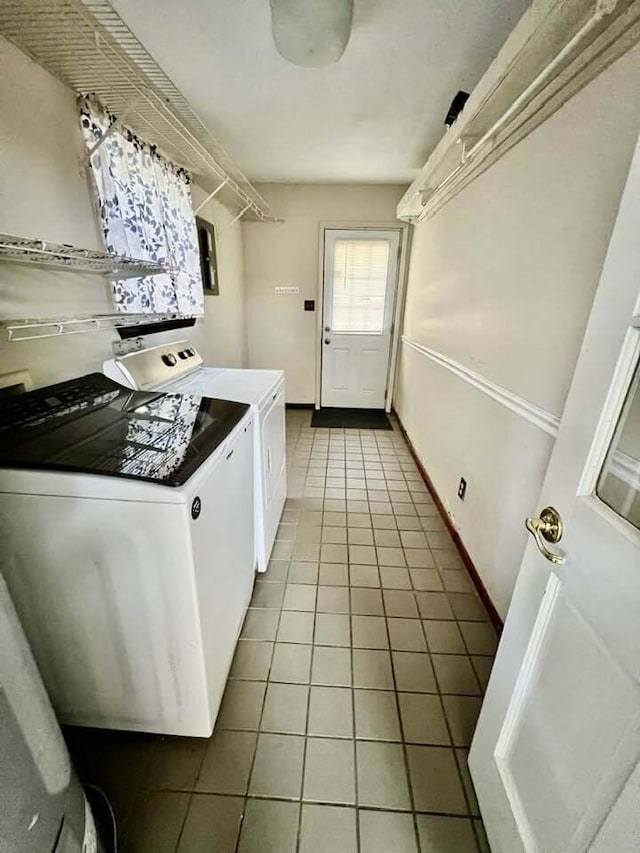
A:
470;135;640;851
321;229;400;408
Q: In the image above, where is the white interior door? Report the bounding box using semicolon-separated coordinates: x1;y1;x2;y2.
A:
469;135;640;852
321;229;400;408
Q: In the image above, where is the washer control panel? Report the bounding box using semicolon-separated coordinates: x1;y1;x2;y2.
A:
107;340;204;390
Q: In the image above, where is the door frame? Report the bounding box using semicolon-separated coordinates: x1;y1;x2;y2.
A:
314;221;411;412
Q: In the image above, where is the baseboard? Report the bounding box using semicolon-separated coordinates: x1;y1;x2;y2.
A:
285;403;315;410
393;410;503;634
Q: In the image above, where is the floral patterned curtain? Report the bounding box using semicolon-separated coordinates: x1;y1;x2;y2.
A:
79;94;204;316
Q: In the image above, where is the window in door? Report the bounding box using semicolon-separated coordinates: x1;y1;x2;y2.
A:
597;354;640;529
330;239;390;333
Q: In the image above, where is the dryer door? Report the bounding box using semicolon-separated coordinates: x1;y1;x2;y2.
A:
262;383;286;509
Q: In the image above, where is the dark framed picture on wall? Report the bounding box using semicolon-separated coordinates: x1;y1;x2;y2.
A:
196;216;219;295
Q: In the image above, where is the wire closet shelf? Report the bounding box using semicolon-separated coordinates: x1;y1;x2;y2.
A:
0;233;174;278
0;233;191;341
0;0;275;222
1;314;189;342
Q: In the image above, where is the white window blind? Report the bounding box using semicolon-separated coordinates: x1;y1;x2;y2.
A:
331;239;390;333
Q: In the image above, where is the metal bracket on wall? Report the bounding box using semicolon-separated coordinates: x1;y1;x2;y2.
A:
78;96;144;179
112;337;145;356
226;202;252;229
83;96;143;167
194;178;230;214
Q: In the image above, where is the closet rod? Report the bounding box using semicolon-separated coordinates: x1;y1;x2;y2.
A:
417;0;619;216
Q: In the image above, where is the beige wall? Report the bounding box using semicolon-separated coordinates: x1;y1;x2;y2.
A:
191;186;248;368
0;37;246;390
395;45;640;618
242;183;406;402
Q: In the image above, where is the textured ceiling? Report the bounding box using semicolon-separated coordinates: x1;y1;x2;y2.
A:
111;0;531;183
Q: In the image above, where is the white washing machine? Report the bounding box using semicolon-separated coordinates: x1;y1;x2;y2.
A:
104;340;286;573
0;372;255;737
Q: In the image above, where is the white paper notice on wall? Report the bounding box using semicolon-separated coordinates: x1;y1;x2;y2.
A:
274;286;300;295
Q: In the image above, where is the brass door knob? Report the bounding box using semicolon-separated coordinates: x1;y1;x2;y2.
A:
525;506;565;565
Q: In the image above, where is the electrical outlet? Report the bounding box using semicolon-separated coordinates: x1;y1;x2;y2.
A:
457;477;467;500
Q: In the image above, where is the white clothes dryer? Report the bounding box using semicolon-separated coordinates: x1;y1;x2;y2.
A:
104;340;286;573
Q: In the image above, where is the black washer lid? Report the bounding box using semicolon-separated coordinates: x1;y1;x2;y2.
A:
0;373;249;486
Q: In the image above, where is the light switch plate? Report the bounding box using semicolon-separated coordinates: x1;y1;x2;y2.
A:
112;337;145;356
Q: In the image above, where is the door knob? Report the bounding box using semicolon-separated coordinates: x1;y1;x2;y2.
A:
324;338;331;345
525;506;565;565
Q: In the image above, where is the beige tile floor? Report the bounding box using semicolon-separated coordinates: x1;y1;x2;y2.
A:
65;410;497;852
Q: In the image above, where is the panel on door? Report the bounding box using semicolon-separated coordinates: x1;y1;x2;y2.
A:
325;347;350;394
321;229;400;409
493;577;638;852
470;132;640;852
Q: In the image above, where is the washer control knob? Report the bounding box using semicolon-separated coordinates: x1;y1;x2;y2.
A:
161;353;177;367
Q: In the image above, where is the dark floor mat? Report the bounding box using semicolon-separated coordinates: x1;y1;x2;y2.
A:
310;408;393;430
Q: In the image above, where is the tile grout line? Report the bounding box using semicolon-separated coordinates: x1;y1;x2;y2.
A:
172;733;209;851
247;414;490;848
233;558;291;853
377;530;425;853
177;787;485;819
251;594;490;685
383;427;483;849
415;550;482;851
120;736;163;849
217;724;485;751
394;423;482;834
293;516;321;853
347;562;362;853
